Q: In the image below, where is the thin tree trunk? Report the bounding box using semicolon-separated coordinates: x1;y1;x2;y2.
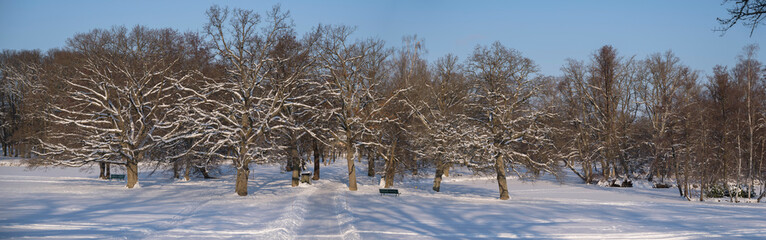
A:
324;149;329;166
443;164;450;177
495;153;510;200
411;152;418;175
346;139;358;191
675;160;683;197
99;162;106;179
736;136;742;202
684;156;691;200
367;154;375;177
173;160;180;179
106;163;111;178
313;142;320;180
290;143;300;187
759;139;765;203
384;139;397;188
320;148;325;165
184;158;191;181
747;135;755;199
584;159;593;184
618;152;630;179
433;159;444;192
672;147;683;197
700;174;705;202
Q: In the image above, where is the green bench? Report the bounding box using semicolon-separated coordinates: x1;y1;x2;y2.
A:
379;188;400;197
109;174;126;180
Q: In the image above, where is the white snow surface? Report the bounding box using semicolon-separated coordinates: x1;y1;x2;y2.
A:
1;157;765;239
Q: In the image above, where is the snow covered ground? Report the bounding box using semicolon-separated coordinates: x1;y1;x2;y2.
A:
1;157;765;239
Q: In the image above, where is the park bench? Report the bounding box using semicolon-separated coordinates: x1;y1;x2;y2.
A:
300;172;312;184
109;174;126;180
379;188;400;197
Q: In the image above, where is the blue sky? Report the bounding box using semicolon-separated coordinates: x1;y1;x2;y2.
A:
1;0;763;76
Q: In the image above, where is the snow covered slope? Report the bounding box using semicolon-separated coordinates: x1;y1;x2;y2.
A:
1;158;764;239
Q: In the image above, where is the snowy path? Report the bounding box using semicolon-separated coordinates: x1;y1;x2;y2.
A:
294;181;359;239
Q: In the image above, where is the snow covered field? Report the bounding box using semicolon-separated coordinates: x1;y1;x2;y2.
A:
1;157;765;239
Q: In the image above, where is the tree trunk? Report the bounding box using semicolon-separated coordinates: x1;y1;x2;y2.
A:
672;148;683;197
346;139;358;191
433;163;444;192
313;142;320;180
495;153;510;200
235;165;249;196
564;159;588;183
411;153;418;176
618;152;631;179
443;164;450;177
736;136;742;202
292;168;300;187
173;160;180;179
367;154;375;177
290;144;300;187
184;158;191;181
197;166;212;179
99;162;107;179
584;159;593;184
106;163;111;178
675;160;683;197
384;159;395;188
384;139;397;188
684;156;691;200
126;159;138;188
700;175;705;202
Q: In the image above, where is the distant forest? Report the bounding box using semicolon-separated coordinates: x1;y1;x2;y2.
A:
1;5;764;201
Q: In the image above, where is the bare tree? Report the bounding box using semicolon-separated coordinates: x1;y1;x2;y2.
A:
717;0;766;36
372;35;428;187
638;51;699;191
706;65;742;199
559;60;599;183
464;42;558;200
35;26;191;188
732;44;764;199
318;26;403;191
0;50;45;158
187;5;316;196
405;53;470;192
560;46;640;183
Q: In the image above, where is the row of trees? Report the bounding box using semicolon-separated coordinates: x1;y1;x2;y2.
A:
1;5;765;201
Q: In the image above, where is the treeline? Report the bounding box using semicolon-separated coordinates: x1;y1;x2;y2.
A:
1;5;764;201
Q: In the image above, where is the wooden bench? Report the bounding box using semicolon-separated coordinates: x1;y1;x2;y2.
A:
379;188;399;197
109;174;126;180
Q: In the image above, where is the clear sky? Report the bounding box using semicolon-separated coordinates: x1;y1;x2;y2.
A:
1;0;763;76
